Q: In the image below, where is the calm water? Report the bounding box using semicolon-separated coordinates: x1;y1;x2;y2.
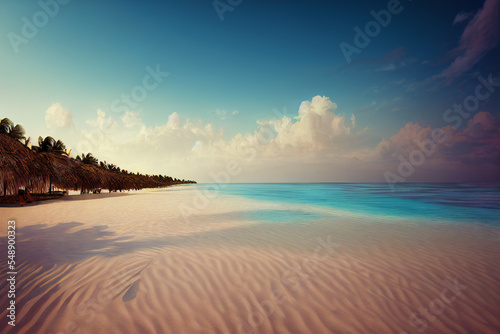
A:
193;183;500;225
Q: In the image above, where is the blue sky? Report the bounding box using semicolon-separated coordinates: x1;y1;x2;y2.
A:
1;0;499;182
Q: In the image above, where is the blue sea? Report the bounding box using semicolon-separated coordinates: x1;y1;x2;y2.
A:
192;183;500;225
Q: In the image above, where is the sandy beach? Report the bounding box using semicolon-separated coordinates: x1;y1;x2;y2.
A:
1;187;499;334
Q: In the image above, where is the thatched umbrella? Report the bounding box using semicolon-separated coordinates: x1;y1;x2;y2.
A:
2;132;195;198
73;162;110;192
35;152;81;192
0;134;40;195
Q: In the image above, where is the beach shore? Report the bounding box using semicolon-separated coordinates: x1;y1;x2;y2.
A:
1;187;499;334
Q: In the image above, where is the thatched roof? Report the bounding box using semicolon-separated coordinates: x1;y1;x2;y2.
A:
1;132;196;195
0;134;38;194
36;152;80;190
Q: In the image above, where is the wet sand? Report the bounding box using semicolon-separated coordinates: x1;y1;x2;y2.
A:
1;188;499;333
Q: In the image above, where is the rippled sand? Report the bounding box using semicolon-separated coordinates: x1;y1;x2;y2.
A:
1;187;499;333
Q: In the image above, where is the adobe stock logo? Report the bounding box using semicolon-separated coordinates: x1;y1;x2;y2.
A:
339;0;410;64
7;0;71;54
213;0;243;22
384;74;499;191
109;65;169;118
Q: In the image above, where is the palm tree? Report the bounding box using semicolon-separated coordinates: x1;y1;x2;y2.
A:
0;118;13;135
77;153;98;166
10;124;26;143
107;163;120;172
37;136;67;155
53;140;66;155
1;118;26;143
1;119;28;196
36;136;68;193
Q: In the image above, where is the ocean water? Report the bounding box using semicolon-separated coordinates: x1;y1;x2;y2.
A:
192;183;500;225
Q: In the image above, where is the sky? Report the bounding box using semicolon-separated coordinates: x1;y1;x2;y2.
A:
0;0;499;183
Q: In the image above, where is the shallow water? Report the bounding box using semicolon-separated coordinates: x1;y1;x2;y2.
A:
189;183;500;225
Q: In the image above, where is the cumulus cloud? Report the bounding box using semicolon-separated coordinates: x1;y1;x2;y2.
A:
45;103;74;129
441;111;500;165
166;112;180;129
63;96;498;183
439;0;500;82
373;111;500;180
67;96;362;181
261;96;356;156
86;109;116;129
122;112;141;128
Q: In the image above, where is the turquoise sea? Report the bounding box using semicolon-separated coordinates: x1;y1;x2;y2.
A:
192;183;500;225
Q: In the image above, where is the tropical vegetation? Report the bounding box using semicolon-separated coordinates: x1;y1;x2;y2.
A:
0;117;196;197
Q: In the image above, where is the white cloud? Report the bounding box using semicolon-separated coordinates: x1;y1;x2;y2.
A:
259;95;356;156
65;96;364;182
45;103;74;129
232;110;239;115
122;112;141;128
86;109;116;130
166;112;180;129
51;95;499;183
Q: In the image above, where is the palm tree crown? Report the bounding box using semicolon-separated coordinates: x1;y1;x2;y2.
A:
37;136;67;155
1;118;26;143
76;153;99;165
